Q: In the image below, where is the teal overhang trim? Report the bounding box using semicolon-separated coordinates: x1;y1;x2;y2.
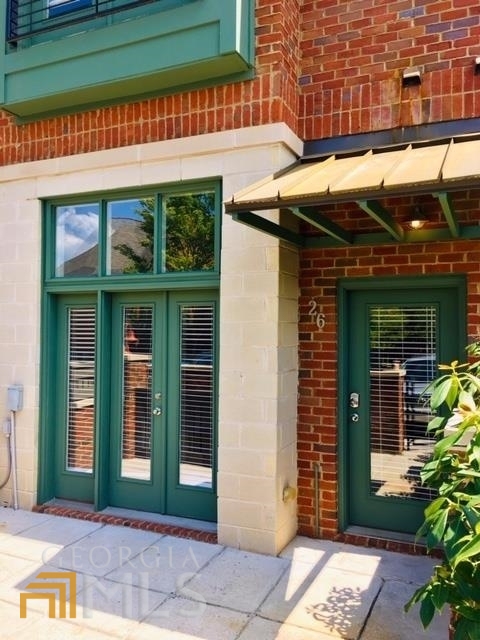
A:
232;212;304;247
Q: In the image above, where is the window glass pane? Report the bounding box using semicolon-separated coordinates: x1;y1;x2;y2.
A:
55;204;99;277
121;306;153;480
66;307;96;473
369;305;436;502
164;192;215;272
48;0;91;18
179;304;214;488
107;198;154;275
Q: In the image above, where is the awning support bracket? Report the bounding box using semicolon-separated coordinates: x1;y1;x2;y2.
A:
289;207;353;245
232;212;304;247
357;200;405;241
434;192;459;238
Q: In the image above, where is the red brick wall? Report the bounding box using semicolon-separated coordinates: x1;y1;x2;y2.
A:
297;192;480;539
299;0;480;139
0;0;301;166
2;1;480;166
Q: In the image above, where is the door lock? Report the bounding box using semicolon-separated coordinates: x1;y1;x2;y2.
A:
152;407;162;416
351;413;359;422
349;392;360;408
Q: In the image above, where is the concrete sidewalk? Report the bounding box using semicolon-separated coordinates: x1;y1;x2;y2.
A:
0;508;449;639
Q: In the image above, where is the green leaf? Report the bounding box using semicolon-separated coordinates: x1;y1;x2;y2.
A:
466;495;480;509
458;390;477;413
462;506;480;531
424;496;448;519
405;583;429;612
430;583;450;611
452;534;480;567
419;597;436;628
427;415;447;434
430;377;457;410
427;508;449;549
463;372;480;393
453;614;480;639
434;430;467;458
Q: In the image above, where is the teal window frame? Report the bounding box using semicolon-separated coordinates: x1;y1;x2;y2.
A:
44;181;222;287
38;180;221;508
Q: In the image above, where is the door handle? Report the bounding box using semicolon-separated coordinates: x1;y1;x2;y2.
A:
152;407;162;416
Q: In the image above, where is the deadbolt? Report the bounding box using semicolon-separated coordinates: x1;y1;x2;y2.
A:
351;413;359;422
349;392;360;408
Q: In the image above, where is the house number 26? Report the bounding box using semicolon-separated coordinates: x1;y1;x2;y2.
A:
308;299;326;330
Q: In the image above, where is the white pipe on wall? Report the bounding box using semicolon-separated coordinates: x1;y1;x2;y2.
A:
10;410;18;510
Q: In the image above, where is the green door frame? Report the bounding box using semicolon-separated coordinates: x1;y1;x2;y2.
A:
165;290;218;521
37;180;222;518
337;275;467;533
38;288;218;521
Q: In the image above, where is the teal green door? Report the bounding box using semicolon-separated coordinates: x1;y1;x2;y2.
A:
109;293;165;512
345;280;465;534
54;291;217;522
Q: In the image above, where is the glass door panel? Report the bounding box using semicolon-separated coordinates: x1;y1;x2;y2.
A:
120;306;153;481
369;305;436;503
179;304;214;488
66;307;96;474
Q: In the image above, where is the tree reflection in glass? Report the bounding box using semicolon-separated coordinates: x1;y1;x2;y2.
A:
164;192;215;272
108;199;153;275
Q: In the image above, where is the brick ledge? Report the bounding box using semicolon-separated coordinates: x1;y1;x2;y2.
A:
32;504;218;545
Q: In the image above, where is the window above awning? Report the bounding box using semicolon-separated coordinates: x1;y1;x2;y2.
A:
224;134;480;247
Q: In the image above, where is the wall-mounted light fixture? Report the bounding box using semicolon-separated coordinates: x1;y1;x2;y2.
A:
475;57;480;76
402;66;422;87
407;206;428;230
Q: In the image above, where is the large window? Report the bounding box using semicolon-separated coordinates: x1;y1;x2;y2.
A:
50;187;218;279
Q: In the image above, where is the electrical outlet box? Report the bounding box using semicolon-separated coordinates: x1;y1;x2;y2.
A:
7;385;23;412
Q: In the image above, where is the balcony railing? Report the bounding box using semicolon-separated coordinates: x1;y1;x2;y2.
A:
7;0;158;43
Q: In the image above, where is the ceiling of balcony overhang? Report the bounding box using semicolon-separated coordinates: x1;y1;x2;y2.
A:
224;134;480;248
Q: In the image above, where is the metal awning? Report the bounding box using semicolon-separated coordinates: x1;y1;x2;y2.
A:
224;134;480;247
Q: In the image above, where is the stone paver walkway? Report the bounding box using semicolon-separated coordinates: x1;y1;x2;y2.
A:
0;508;449;639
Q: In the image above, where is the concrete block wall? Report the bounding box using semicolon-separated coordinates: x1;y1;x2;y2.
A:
0;195;41;509
0;123;303;556
218;226;299;554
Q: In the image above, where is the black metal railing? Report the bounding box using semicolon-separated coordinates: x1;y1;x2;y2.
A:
7;0;158;43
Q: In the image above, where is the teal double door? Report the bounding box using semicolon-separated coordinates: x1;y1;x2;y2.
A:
52;289;217;522
341;277;466;534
